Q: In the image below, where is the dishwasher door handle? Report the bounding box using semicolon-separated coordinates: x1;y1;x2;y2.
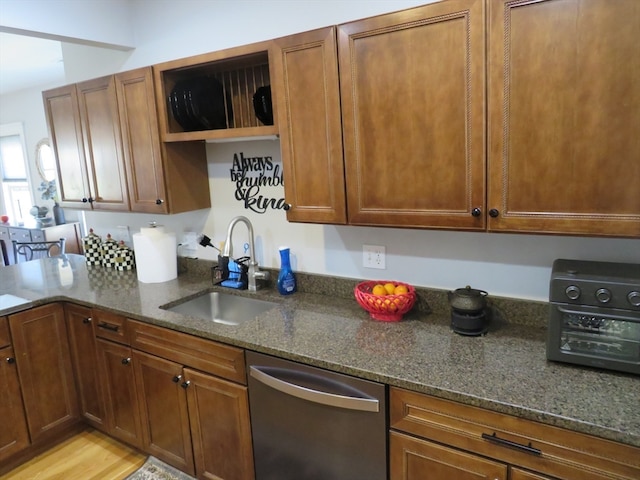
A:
249;366;380;412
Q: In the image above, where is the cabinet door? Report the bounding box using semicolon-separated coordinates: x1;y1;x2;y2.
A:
8;304;79;444
184;367;254;480
487;0;640;237
338;0;486;230
76;75;130;211
390;431;507;480
133;350;194;475
96;338;143;449
65;304;106;429
42;85;92;209
0;346;30;463
116;67;169;214
273;27;347;224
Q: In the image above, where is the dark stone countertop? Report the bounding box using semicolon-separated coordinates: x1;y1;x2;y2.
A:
1;255;638;448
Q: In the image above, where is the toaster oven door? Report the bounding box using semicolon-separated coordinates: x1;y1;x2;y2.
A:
547;303;640;375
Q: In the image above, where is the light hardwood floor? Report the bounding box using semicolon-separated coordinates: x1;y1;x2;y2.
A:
1;429;146;480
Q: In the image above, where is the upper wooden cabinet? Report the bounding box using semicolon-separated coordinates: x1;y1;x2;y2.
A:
272;1;485;229
339;0;486;230
42;85;92;209
274;0;638;237
76;75;130;211
43;78;130;211
43;68;210;214
487;0;640;237
115;67;210;214
153;41;277;142
272;27;347;224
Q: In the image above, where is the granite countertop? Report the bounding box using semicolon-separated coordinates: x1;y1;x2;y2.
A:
1;254;638;448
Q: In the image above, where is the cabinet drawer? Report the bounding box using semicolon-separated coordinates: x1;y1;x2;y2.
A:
128;319;246;384
390;387;639;480
30;230;45;242
0;316;9;347
8;228;32;242
93;310;129;344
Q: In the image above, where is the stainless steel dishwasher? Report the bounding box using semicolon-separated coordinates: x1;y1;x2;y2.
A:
246;351;387;480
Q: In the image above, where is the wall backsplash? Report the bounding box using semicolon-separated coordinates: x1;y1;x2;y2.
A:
79;139;640;303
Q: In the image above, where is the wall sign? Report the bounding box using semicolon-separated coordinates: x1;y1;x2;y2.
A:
230;152;287;214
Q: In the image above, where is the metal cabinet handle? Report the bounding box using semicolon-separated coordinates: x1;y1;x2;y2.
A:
83;317;92;324
489;208;500;218
181;380;190;389
97;322;119;332
121;357;131;365
172;375;182;383
156;199;164;205
250;366;379;412
6;357;16;364
471;207;482;217
481;432;541;456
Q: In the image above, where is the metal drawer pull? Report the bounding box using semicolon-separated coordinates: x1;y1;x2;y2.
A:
97;322;119;332
481;432;541;456
250;366;379;412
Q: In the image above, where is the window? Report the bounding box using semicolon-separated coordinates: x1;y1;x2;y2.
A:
0;123;33;224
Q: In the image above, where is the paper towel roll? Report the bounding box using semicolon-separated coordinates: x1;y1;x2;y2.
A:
132;226;177;283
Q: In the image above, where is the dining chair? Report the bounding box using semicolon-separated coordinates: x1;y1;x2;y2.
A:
0;239;9;266
12;238;66;263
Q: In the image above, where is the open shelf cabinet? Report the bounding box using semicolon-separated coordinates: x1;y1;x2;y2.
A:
153;40;278;142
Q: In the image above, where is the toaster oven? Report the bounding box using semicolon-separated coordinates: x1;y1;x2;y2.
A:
547;259;640;375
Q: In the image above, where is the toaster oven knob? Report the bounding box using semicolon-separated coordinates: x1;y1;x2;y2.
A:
565;285;581;300
595;288;611;304
628;291;640;307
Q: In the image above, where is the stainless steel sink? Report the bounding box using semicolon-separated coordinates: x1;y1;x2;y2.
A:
163;291;277;326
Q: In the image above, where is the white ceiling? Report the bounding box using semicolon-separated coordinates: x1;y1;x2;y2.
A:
0;32;65;96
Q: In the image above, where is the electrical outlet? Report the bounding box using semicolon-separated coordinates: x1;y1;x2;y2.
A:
363;245;386;269
181;232;198;251
115;225;130;243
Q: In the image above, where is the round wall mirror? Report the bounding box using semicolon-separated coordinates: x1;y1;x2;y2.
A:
35;138;56;181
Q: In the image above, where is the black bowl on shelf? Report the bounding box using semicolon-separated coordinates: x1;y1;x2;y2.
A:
253;85;273;126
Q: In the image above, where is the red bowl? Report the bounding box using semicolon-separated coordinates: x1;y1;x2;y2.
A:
354;281;416;322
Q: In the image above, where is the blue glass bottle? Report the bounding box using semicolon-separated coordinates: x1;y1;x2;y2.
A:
277;246;296;295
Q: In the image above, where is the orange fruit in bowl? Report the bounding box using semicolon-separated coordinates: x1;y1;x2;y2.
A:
372;284;387;296
384;282;396;295
394;284;409;295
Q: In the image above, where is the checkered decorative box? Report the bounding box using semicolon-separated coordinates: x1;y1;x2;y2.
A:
114;241;135;271
82;229;102;266
101;234;119;268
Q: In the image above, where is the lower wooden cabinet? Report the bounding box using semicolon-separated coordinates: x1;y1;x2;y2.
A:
133;350;194;474
0;344;30;463
96;338;144;449
64;308;254;479
8;304;79;445
390;387;640;480
184;367;254;480
390;431;507;480
65;304;106;429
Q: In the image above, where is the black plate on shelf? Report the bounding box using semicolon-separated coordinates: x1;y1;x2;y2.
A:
253;85;273;125
168;77;232;132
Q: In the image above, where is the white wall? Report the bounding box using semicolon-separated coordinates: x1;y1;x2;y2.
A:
2;0;638;302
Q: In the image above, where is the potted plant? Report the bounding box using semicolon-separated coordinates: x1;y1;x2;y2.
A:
38;180;65;225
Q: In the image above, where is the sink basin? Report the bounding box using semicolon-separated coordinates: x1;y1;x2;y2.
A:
163;291;277;326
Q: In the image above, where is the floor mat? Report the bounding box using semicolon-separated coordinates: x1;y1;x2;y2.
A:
125;456;196;480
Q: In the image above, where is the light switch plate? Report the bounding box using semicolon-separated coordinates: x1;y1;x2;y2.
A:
363;245;386;269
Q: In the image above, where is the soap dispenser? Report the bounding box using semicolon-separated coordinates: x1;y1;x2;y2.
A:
277;246;297;295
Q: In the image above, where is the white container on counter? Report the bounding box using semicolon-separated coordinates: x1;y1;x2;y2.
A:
132;225;177;283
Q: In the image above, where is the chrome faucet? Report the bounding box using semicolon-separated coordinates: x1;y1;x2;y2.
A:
222;216;270;291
